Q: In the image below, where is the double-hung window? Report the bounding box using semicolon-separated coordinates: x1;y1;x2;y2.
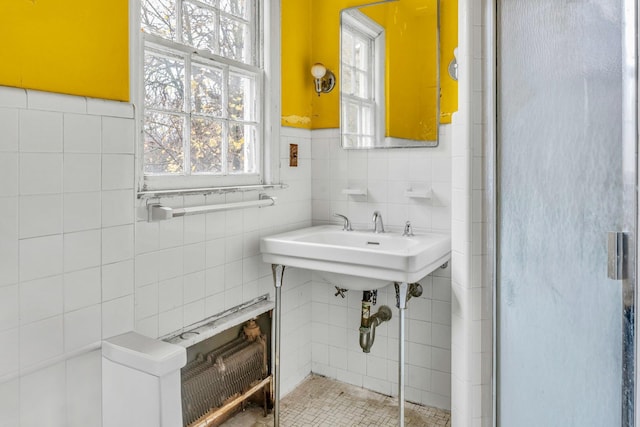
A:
340;10;384;148
140;0;263;190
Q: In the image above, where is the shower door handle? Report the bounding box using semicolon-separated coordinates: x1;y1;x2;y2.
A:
608;231;628;280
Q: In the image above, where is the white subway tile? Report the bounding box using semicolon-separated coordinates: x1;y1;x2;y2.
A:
205;293;225;317
20;275;63;325
0;108;19;152
0;87;27;108
224;260;243;289
432;324;451;350
183;242;206;274
432;369;452;396
102;295;134;339
0;197;18;286
159;216;184;249
224;235;243;263
0;285;18;331
64;230;101;272
0;328;19;377
20;362;66;427
64;305;101;352
183;271;205;304
20;235;63;281
102;116;135;154
102;154;134;190
433;277;452;302
63;191;101;233
64;113;101;153
183;299;205;327
158;277;183;312
157;247;183;280
224;287;243;309
102;224;134;265
66;351;102;427
184;214;206;244
158;307;182;337
19;153;63;195
0;379;19;426
101;189;134;227
102;259;134;301
135;220;160;255
205;238;226;268
28;90;86;114
135;252;159;287
64;153;101;193
135;316;159;339
19;315;63;369
19;194;63;238
86;98;134;118
0;154;17;197
64;267;101;312
205;266;225;296
135;283;159;320
19;109;63;152
432;347;451;374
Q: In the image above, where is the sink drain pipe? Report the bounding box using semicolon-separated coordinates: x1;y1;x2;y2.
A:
359;290;392;353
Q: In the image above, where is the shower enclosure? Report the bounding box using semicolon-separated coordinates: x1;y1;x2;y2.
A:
495;0;637;425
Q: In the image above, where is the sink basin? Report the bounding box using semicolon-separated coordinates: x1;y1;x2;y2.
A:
260;225;451;290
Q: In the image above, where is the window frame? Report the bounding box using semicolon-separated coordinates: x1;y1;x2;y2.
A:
131;0;279;193
340;9;385;149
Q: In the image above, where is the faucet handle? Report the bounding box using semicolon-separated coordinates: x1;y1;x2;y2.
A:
402;221;414;237
333;213;353;231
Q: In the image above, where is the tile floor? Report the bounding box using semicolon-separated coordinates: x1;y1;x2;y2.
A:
222;375;451;427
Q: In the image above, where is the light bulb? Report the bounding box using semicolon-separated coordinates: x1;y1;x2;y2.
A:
311;63;327;79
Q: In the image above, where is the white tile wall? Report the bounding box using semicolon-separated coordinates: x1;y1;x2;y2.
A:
451;0;493;425
0;86;135;426
309;127;453;410
133;126;314;396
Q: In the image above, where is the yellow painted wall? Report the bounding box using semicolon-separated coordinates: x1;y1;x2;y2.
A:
282;0;458;131
440;0;458;123
281;0;313;127
0;0;129;101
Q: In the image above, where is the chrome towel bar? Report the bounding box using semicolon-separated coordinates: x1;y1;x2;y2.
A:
148;193;276;222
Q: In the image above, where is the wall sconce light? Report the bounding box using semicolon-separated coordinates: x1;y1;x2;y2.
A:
311;63;336;96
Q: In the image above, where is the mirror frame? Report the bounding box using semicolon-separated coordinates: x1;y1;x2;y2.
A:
339;0;440;149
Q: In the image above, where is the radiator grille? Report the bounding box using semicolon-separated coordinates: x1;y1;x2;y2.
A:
181;322;269;426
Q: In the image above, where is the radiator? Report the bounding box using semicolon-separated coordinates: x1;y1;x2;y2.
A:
181;320;271;427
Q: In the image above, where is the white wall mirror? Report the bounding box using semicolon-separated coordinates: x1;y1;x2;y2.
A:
340;0;439;149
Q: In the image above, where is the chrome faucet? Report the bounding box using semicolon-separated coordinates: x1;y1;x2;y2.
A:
372;210;385;233
333;213;353;231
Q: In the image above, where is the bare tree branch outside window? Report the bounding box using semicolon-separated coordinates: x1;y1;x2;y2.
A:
141;0;260;179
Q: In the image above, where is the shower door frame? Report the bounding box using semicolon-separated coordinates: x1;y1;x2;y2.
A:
487;0;639;425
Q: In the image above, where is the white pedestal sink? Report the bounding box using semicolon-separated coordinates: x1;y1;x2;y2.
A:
260;225;451;427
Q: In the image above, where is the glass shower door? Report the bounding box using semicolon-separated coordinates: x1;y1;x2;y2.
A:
496;0;637;425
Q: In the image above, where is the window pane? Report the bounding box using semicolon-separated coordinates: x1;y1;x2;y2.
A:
354;70;369;99
144;112;184;174
221;0;248;19
342;66;354;96
183;2;216;52
354;38;367;71
342;32;354;66
144;51;185;112
220;17;250;63
192;64;223;117
228;124;257;173
361;105;373;136
141;0;176;40
344;102;359;134
191;117;223;173
229;73;255;121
